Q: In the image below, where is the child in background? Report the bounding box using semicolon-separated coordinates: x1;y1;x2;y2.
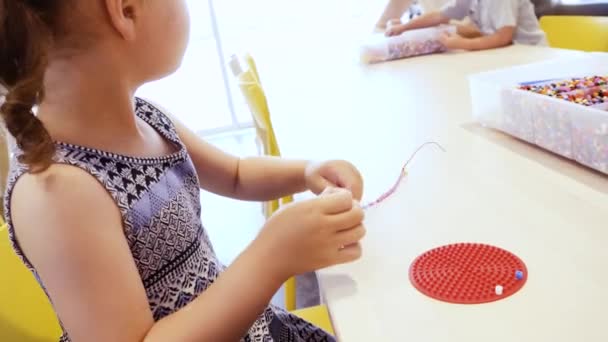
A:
375;0;451;32
386;0;548;50
0;1;365;341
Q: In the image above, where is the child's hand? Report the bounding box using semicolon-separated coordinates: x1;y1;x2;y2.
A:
305;160;364;201
456;22;482;39
256;188;365;279
385;24;406;37
439;32;469;50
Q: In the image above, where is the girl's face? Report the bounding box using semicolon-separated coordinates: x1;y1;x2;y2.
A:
52;0;191;87
130;0;191;84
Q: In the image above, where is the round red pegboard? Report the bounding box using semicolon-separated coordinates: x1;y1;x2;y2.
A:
409;243;527;304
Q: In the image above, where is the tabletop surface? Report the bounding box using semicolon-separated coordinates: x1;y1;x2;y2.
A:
258;43;608;341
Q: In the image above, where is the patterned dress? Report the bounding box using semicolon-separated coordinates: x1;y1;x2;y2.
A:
4;98;335;342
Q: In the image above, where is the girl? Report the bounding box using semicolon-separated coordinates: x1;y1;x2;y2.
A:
386;0;548;50
0;1;366;341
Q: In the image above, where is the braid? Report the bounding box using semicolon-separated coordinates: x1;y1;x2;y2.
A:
0;0;56;172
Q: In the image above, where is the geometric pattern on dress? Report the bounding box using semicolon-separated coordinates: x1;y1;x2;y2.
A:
3;97;337;342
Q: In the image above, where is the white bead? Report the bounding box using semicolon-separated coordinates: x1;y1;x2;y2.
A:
495;285;504;296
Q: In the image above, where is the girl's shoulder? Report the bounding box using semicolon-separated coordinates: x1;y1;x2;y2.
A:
134;97;181;145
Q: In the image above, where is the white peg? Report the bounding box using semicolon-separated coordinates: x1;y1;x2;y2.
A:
495;285;504;296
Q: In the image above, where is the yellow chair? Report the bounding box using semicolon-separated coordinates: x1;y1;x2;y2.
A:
0;129;8;218
229;54;334;334
540;16;608;52
0;221;63;341
291;305;334;334
237;55;292;219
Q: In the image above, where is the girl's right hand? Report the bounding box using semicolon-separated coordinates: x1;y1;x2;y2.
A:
385;24;406;37
255;188;366;280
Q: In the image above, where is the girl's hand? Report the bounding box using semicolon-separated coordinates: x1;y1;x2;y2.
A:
439;31;469;50
256;188;366;279
385;24;406;37
456;22;482;39
305;160;364;201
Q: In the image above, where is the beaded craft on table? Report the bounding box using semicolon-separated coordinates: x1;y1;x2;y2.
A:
362;142;445;209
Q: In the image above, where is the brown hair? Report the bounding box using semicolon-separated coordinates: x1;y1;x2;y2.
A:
0;0;62;172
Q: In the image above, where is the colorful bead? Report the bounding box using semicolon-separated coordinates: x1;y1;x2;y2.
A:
519;75;608;109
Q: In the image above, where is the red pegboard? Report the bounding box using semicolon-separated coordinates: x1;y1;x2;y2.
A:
409;243;527;304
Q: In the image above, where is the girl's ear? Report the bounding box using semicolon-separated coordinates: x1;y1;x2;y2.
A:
103;0;141;41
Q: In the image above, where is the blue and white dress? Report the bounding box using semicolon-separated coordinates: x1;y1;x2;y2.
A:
4;98;335;342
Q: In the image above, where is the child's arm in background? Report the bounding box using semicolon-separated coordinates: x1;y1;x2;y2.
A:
385;0;472;36
441;0;519;50
376;0;414;29
12;166;364;342
147;100;363;201
455;18;482;39
439;26;515;50
385;11;449;36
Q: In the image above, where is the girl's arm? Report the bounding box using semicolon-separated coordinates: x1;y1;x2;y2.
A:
144;100;362;201
12;164;362;342
10;165;281;342
170;113;309;201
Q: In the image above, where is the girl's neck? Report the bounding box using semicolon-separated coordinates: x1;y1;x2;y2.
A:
38;46;142;145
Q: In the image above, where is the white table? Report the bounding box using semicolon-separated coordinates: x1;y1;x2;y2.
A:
259;44;608;341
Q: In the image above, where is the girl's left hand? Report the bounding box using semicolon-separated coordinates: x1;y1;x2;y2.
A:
439;32;469;50
305;160;364;200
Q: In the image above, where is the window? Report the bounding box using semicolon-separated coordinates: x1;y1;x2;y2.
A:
137;0;246;135
560;0;608;4
137;0;384;135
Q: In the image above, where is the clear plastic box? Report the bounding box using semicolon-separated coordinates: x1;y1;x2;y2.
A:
469;53;608;174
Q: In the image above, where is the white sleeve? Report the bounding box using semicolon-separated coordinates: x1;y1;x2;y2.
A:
440;0;473;20
490;0;519;29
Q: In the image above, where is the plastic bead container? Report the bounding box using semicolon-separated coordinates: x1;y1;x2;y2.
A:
469;54;608;174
